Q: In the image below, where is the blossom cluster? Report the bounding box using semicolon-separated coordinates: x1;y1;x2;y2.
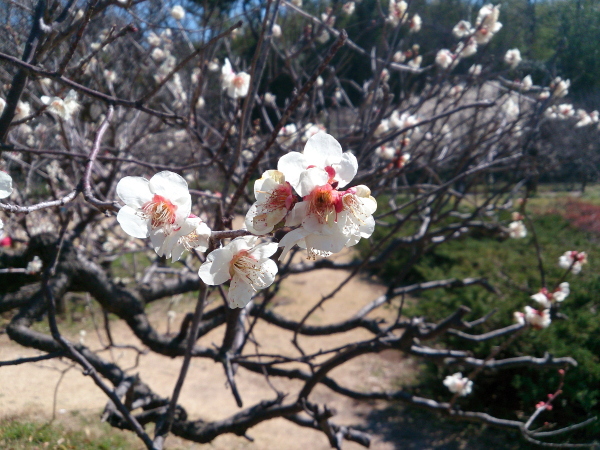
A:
513;251;587;329
221;59;251;99
436;4;504;70
114;133;376;309
443;372;473;397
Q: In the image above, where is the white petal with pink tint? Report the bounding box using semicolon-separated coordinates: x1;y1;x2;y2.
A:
0;171;13;199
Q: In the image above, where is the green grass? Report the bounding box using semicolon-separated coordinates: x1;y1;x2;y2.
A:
0;415;139;450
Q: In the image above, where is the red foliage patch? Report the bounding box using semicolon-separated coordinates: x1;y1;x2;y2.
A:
561;199;600;234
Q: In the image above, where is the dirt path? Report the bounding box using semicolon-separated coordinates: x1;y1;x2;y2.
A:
0;249;417;449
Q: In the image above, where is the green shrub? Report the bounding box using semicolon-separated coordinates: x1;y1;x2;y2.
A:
367;213;600;440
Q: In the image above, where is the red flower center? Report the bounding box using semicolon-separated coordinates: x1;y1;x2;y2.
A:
141;194;177;228
305;184;344;223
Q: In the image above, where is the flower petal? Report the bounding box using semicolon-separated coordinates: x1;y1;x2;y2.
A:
170;243;186;262
285;201;308;227
198;247;233;285
277;152;307;192
228;275;256;308
258;258;278;286
333;152;358;188
149;171;190;204
116;176;152;209
297;167;329;198
245;203;287;235
305;230;348;255
249;242;279;260
0;171;12;199
303;132;342;168
278;227;310;261
117;206;149;238
228;236;255;254
255;170;285;202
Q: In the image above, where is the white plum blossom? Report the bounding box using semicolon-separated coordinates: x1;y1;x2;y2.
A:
316;29;330;44
245;170;297;235
272;24;282;38
374;119;390;137
264;92;277;106
147;31;162;47
0;170;12;232
524;306;551;329
408;55;422;69
302;123;326;142
0;98;5;115
456;38;477;58
207;59;220;72
334;88;343;103
453;20;473;38
152;215;211;262
277;123;298;145
278;132;358;192
26;256;43;274
221;59;251;99
545;104;574;120
0;171;13;199
521;75;533;91
376;145;396;160
316;76;324;87
553;282;570;302
409;14;422;33
443;373;473;396
41;90;80;121
575;109;596;128
514;307;551;329
14;101;30;121
337;185;378;247
531;283;569;309
116;171;192;239
435;49;455;69
387;0;408;26
191;67;202;83
151;48;166;61
468;64;482;76
551;77;570;98
321;10;336;27
558;251;587;274
474;4;502;44
342;2;355;16
393;51;406;63
508;220;527;238
198;236;278;308
277;133;376;260
170;5;185;20
557;104;575;118
104;70;117;84
504;48;522;69
448;85;464;98
389;110;420;131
